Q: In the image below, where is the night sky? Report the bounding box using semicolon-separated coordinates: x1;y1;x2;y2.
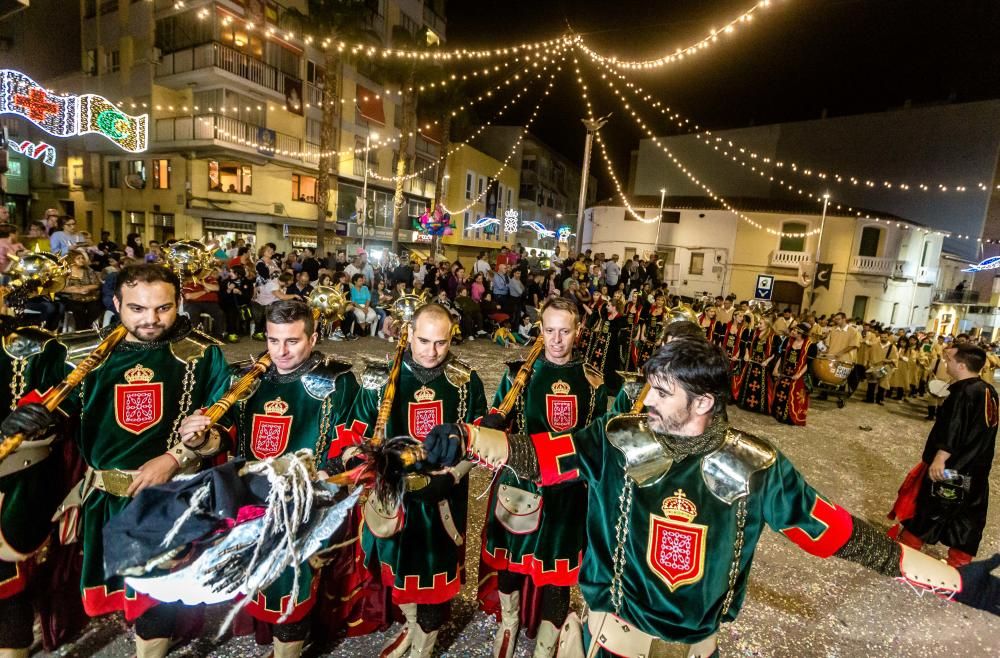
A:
444;0;1000;197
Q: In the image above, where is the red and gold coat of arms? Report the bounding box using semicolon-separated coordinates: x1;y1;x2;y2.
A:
250;397;293;459
545;380;577;433
647;489;707;592
408;386;442;440
114;364;163;435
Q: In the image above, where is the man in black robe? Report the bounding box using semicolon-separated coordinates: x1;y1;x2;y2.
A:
898;342;999;566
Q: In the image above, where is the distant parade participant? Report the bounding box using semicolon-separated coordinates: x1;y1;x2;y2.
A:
480;297;606;658
421;338;1000;657
820;312;861;394
635;293;668;366
720;311;752;376
620;291;646;371
698;305;720;345
890;343;999;568
769;322;816;425
579;290;612;377
922;340;951;420
174;300;359;658
865;329;898;406
0;323;70;658
0;264;232;658
348;303;486;658
735;312;777;413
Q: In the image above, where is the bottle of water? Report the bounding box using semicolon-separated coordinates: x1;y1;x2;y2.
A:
942;468;960;481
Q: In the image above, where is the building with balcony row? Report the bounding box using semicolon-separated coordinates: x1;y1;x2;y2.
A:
1;0;450;255
583;196;944;328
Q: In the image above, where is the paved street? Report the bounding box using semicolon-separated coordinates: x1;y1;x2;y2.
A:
37;337;1000;657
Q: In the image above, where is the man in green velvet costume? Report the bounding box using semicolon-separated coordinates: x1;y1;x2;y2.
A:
1;264;232;658
177;299;359;658
423;338;1000;657
0;324;68;658
348;303;486;658
481;296;606;658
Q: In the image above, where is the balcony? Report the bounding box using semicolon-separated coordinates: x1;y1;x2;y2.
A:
916;266;939;285
154;114;318;168
933;288;980;305
768;250;812;268
849;255;905;277
156;42;300;98
423;5;447;40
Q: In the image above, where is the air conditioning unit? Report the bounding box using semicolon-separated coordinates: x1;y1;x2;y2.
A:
273;203;285;215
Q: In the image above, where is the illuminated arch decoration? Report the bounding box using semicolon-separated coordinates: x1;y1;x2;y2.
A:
465;216;501;232
557;226;572;242
8;140;56;167
503;209;520;233
521;220;556;238
0;69;147;153
962;257;1000;273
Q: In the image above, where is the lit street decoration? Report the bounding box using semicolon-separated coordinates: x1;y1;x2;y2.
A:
962;257;1000;273
520;220;555;238
503;208;520;233
558;225;572;242
465;216;501;231
8;140;56;166
0;69;148;153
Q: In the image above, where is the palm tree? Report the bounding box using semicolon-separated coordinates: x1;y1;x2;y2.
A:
281;0;375;256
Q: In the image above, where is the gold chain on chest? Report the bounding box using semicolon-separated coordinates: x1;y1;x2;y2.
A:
167;359;198;448
9;358;26;412
610;470;634;616
719;497;748;619
315;395;335;460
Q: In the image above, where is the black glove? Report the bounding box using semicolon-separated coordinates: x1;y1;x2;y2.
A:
955;553;1000;616
422;423;467;468
0;403;54;440
480;412;508;430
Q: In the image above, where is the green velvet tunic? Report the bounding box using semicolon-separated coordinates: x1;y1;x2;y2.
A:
232;353;359;623
538;414;848;644
482;358;605;586
352;354;486;604
0;335;67;599
59;322;231;620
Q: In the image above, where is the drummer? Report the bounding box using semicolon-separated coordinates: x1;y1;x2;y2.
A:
820;312;861;394
923;340;951;421
865;328;899;406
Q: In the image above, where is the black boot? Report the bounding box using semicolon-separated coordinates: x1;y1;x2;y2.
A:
876;387;886;405
925;405;936;421
865;383;876;404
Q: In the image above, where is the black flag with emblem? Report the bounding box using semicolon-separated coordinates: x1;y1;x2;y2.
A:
814;262;833;290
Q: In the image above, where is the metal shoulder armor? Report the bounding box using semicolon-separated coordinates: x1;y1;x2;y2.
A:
444;357;473;389
700;429;777;505
361;357;391;391
583;362;604;388
3;326;57;360
302;357;353;400
170;328;222;363
56;329;103;366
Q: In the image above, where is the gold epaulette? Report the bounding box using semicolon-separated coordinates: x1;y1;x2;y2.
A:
701;429;777;504
584;363;604;389
56;329;104;367
170;328;222;363
444;357;473;388
4;326;58;360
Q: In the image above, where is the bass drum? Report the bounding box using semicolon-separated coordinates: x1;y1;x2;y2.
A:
927;379;950;398
865;362;893;382
812;356;853;385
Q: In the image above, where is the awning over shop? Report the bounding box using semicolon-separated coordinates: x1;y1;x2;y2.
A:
355;85;385;125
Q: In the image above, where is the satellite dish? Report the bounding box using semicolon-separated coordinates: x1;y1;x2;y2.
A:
125;173;146;189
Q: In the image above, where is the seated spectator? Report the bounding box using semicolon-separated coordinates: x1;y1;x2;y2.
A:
251;272;296;339
454;286;485;340
349;273;377;336
286;270;314;301
221;265;254;340
182;270;227;340
58;249;102;330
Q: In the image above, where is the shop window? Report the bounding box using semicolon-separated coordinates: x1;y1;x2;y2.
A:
689;252;705;275
108;160;121;188
292;174;317;203
209;160;252;194
152;159;170;189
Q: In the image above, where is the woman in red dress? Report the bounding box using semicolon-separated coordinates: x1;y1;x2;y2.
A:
769;322;817;426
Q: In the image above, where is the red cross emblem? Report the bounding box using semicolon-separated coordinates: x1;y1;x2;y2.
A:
646;490;707;592
14;88;60;122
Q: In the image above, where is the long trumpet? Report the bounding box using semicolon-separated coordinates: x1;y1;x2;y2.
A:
372;293;427;445
494;334;545;420
0;324;129;463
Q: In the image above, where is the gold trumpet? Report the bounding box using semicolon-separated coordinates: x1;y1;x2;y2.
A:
371;293;429;445
2;249;68;309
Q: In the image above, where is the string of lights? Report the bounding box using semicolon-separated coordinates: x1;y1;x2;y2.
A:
574;58;824;239
369;49;562;184
440;60;562;217
575;0;785;71
585;51;1000;195
586;56;967;240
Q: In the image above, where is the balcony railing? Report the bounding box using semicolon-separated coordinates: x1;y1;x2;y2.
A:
156;42;300;97
768;250;812;268
933;288;980;305
849;255;905;277
154;114;316;167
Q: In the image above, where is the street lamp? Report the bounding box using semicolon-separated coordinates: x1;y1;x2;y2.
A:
655;187;667;253
807;192;831;309
360;129;378;251
574;114;611;255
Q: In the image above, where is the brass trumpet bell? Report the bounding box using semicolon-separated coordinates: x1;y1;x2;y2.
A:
161;240;213;280
391;292;429;324
616;370;647;406
665;304;698;325
7;250;68;298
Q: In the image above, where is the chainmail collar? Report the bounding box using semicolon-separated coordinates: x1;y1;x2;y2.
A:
106;315;194;352
539;356;581;369
655;414;729;463
403;349;452;384
263;351;324;383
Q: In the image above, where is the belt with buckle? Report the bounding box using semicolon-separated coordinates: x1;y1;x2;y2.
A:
92;469;140;497
587;610;718;658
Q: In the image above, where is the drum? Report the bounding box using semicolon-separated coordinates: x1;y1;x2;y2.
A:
812;357;853;385
865;362;893;382
928;379;950;398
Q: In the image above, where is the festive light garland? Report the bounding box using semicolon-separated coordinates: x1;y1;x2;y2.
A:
7;139;56;166
575;59;824;238
575;0;785;71
585;52;1000;195
585;55;962;241
441;60;561;217
368;47;563;184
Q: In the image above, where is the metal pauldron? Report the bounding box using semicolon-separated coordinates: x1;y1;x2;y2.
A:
444;357;473;389
302;357;353;400
170;330;222;363
360;358;391;391
56;329;103;366
2;326;57;360
700;430;777;504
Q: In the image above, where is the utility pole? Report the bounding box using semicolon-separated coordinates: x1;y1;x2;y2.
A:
808;193;831;309
574;114;610;255
360;128;378;252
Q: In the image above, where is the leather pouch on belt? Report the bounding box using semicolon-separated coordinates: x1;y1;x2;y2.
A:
494;483;542;535
364;494;404;538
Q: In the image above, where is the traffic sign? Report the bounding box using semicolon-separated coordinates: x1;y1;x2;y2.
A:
755;274;774;300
